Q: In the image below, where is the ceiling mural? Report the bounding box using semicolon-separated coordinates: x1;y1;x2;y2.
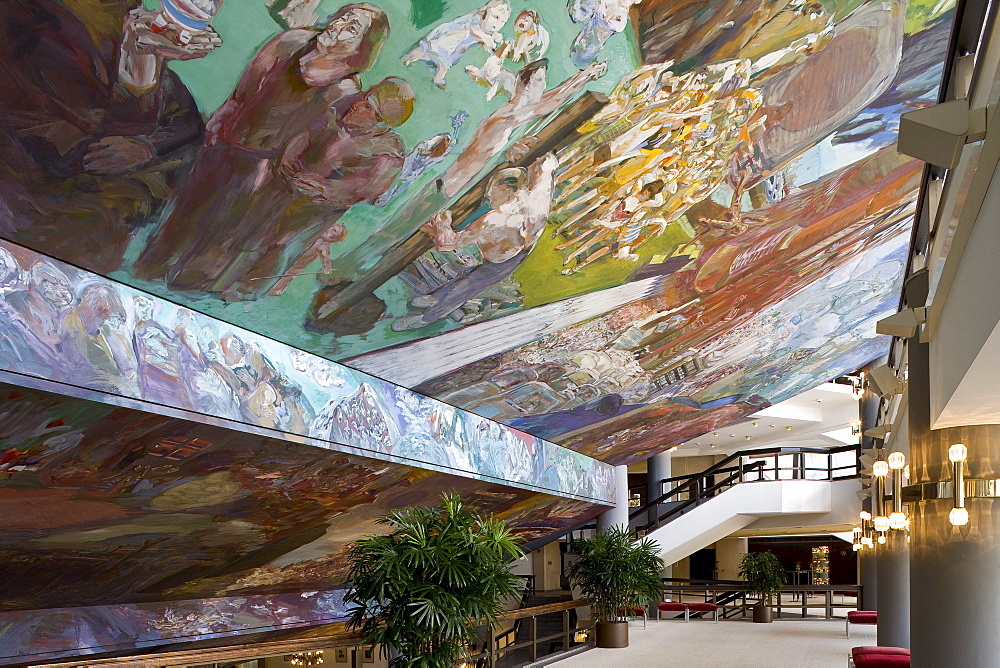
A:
0;0;953;462
0;591;353;666
0;383;604;614
0;240;613;502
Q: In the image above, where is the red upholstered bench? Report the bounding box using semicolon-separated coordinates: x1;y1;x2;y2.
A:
850;647;910;668
847;610;877;637
656;601;689;622
688;602;719;623
852;647;910;657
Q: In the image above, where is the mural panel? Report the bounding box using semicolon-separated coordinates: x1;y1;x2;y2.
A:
0;383;604;615
0;0;953;461
0;591;353;666
0;240;613;502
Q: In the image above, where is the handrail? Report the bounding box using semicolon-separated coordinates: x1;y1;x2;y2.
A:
468;599;591;667
628;443;860;532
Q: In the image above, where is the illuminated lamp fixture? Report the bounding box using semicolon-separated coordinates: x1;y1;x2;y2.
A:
877;533;887;545
629;493;642;508
851;373;865;398
289;651;325;666
872;461;890;532
574;629;590;643
887;452;907;530
949;443;969;526
852;527;862;551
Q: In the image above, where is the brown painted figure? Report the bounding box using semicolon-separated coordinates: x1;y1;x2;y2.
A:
136;3;390;292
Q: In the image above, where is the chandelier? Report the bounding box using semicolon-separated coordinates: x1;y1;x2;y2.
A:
289;650;325;666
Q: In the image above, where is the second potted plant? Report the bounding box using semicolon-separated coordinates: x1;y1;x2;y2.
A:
566;525;664;648
739;550;786;623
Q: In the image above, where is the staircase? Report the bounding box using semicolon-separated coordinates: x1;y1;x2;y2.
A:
565;444;861;564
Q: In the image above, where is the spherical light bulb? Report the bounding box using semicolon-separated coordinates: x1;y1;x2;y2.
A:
949;507;970;526
949;443;968;463
877;534;887;544
860;510;872;521
888;512;907;530
873;460;889;477
874;515;890;532
887;452;905;470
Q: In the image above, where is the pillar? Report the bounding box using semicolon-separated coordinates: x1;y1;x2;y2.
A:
715;537;748;581
908;340;1000;666
859;551;877;611
875;530;910;647
647;451;672;527
597;465;629;531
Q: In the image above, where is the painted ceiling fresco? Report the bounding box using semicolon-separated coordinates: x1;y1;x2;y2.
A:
0;382;603;615
0;239;613;502
0;591;355;665
0;0;953;465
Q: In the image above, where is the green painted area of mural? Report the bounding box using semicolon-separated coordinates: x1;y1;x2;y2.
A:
515;217;694;309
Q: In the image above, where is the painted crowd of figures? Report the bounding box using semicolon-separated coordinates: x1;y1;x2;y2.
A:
0;240;613;501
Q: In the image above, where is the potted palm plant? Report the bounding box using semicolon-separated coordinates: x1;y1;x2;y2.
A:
344;492;524;667
566;525;664;648
739;550;786;623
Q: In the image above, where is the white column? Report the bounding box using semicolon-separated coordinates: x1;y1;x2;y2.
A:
597;465;630;531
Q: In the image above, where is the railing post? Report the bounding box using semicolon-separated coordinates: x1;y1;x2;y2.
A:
488;624;495;667
562;610;570;654
826;591;833;619
530;616;537;662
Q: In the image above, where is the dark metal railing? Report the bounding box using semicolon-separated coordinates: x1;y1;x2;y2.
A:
468;599;592;667
659;582;864;620
629;443;861;534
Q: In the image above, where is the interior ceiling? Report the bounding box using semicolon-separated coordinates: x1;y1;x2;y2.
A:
0;0;955;466
0;382;602;612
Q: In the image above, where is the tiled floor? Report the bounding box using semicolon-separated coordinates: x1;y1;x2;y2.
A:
551;618;876;667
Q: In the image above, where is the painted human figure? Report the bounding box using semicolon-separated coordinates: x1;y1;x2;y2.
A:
136;3;390;285
132;296;193;408
374;133;455;206
194;77;412;301
118;2;223;95
393;152;559;331
63;284;139;394
466;43;517;100
0;255;72;374
0;0;207;274
443;58;606;197
510;10;549;62
402;0;510;87
567;0;639;69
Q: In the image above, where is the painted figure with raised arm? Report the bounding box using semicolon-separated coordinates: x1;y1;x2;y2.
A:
443;59;606;197
393;152;559;331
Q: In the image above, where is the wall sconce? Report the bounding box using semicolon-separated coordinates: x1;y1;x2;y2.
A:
859;510;874;548
851;374;865;398
872;461;890;532
887;452;907;530
949;443;968;526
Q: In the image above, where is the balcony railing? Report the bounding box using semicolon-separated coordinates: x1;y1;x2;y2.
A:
628;443;861;534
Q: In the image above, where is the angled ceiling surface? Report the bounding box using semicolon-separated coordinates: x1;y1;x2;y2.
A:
0;382;603;612
0;0;954;463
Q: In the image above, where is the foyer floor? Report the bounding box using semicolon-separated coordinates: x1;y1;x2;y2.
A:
551;618;876;667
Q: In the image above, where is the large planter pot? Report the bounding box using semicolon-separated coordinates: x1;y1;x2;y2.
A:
595;621;629;648
752;603;773;623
